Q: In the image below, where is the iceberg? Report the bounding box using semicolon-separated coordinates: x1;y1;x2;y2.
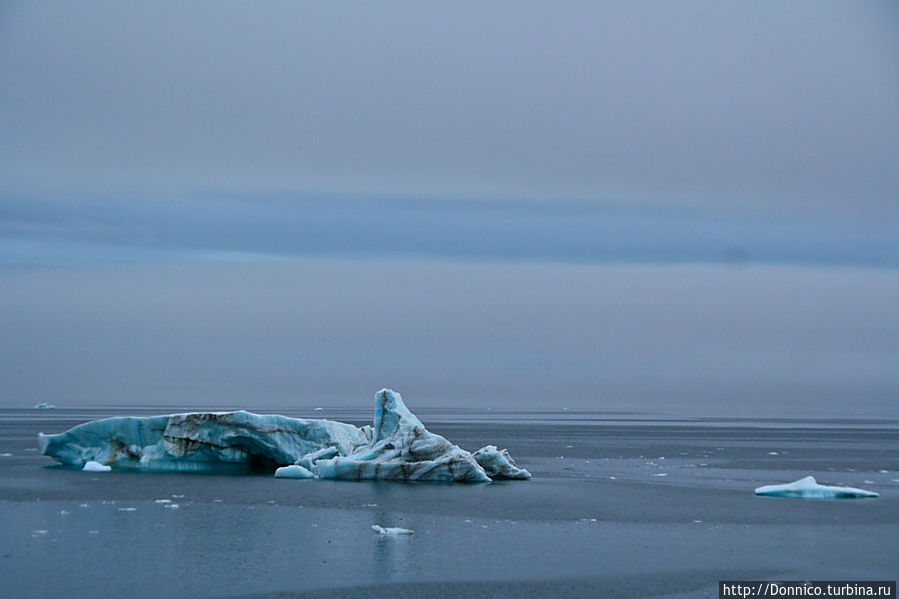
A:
754;476;879;499
33;402;56;410
38;389;530;483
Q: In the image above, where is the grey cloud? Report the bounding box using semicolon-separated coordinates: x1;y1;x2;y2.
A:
0;1;896;220
0;262;895;417
0;193;895;267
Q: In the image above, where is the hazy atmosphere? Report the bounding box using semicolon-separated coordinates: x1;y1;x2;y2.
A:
1;1;897;415
2;5;898;598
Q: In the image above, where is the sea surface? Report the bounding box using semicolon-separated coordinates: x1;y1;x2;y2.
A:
1;407;897;598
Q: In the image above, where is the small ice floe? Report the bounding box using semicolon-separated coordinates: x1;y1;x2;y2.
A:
878;470;889;474
213;499;223;503
755;476;879;499
33;402;56;410
579;518;597;522
78;504;89;508
163;503;179;510
0;452;12;457
59;510;70;517
274;465;314;479
372;525;413;535
32;529;48;535
117;507;137;512
82;461;111;472
692;520;703;523
154;499;172;504
768;452;779;456
313;407;323;411
171;494;184;498
88;530;99;535
24;448;37;452
362;503;378;508
652;473;668;477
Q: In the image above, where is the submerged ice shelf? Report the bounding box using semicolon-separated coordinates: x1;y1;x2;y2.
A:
38;389;530;483
755;476;878;499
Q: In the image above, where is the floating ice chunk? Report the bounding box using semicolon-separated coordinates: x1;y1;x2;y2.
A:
82;461;111;472
154;499;171;504
39;409;366;472
754;476;879;499
39;389;528;483
164;503;179;509
274;464;315;479
308;390;497;482
117;507;137;512
471;445;531;480
0;452;12;457
33;402;56;409
372;525;413;535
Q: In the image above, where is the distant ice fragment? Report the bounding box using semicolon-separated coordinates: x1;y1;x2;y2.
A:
372;525;413;535
154;499;171;504
754;476;878;499
33;402;56;409
0;452;12;457
274;464;314;479
82;461;111;472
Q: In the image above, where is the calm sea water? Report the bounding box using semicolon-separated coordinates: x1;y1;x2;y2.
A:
1;408;897;598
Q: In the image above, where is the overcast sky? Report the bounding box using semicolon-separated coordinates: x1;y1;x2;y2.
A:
2;262;896;416
0;3;896;414
1;2;897;230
